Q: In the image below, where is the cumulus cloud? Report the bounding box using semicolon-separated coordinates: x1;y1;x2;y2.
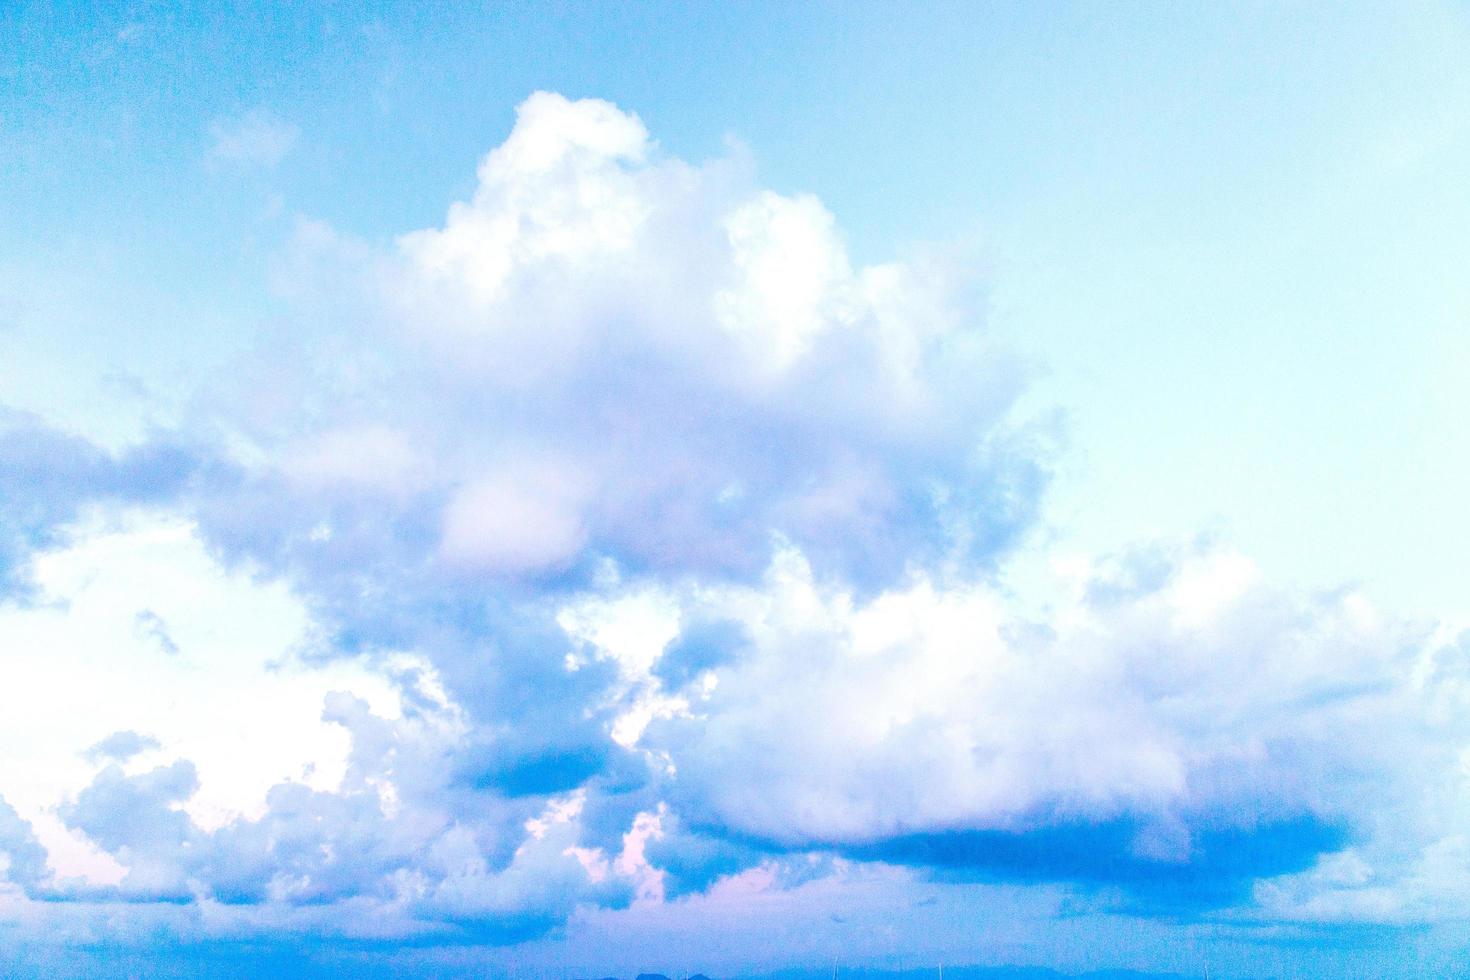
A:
0;796;47;891
1;91;1467;961
206;91;1032;599
572;541;1466;913
44;682;652;939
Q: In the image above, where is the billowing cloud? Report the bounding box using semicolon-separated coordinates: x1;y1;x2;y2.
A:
208;91;1032;598
2;92;1468;969
589;543;1462;913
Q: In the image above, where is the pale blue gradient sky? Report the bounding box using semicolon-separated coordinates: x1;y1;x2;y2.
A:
6;2;1467;614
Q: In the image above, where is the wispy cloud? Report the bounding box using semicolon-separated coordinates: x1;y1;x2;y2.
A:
205;108;298;170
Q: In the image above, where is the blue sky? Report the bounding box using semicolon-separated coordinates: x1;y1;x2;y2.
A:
3;2;1470;977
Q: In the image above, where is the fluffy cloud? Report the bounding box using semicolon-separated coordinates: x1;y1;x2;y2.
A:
0;797;47;892
559;540;1470;915
0;514;651;938
2;91;1468;964
210;91;1032;598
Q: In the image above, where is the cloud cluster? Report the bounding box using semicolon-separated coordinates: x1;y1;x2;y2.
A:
47;690;647;935
561;540;1470;915
209;91;1033;597
2;92;1468;960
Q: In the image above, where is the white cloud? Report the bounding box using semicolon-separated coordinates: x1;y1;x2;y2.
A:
553;537;1470;921
716;191;856;369
281;424;427;499
167;93;1470;928
5;90;1469;956
398;93;654;311
0;510;403;879
207;91;1023;599
439;457;593;574
570;549;1359;839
